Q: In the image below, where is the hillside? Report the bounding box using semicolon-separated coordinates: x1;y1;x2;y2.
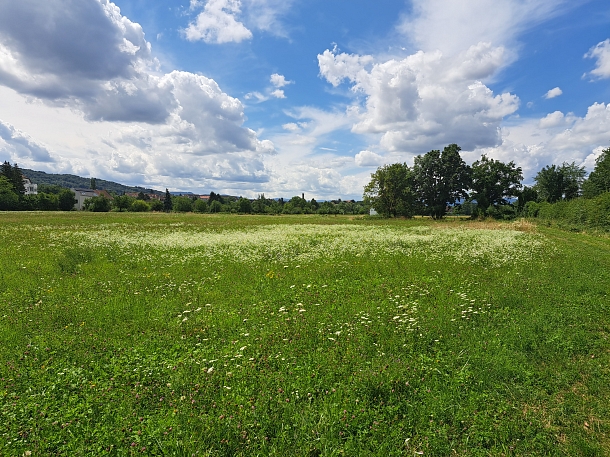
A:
21;168;161;195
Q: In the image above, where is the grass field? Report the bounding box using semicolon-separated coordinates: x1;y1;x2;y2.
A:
1;212;609;456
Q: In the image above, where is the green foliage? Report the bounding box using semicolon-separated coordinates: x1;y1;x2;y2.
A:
209;200;222;213
237;197;253;214
38;184;64;195
112;194;133;212
37;193;59;211
364;162;416;217
83;195;111;212
582;147;610;198
0;175;19;210
534;162;586;203
413;144;470;219
533;192;610;231
1;161;26;195
173;196;193;212
193;199;208;213
57;189;76;211
470;155;522;217
163;189;173;212
149;199;164;211
130;199;150;212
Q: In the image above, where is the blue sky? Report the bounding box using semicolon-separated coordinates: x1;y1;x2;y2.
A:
0;0;609;199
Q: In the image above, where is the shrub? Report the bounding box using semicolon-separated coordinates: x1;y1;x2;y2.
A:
173;196;193;212
194;199;208;213
130;200;150;212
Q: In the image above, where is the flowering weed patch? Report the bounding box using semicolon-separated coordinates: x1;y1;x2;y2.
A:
0;213;608;456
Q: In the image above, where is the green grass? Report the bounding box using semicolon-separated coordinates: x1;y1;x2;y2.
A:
0;213;609;456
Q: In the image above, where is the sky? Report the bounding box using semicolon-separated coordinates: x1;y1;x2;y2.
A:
0;0;609;199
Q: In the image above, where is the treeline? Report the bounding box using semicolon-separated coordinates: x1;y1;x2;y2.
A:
88;191;369;215
0;162;76;211
365;144;610;222
20;168;157;195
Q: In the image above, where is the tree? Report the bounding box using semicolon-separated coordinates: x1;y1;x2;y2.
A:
11;163;26;195
90;177;97;190
37;193;59;211
413;144;471;219
363;162;416;218
163;189;173;212
534;162;586;203
0;175;19;210
238;197;253;214
58;189;76;211
470;155;522;217
130;199;149;212
561;162;586;200
194;199;208;213
83;195;111;212
517;186;538;213
209;200;222;213
149;199;164;211
112;194;133;212
173;196;193;212
582;147;610;198
1;161;26;195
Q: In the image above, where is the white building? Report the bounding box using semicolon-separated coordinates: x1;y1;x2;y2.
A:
23;177;37;195
71;188;98;210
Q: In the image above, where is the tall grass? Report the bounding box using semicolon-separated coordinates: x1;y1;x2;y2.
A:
0;213;608;456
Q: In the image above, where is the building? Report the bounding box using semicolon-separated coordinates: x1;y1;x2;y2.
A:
71;188;114;210
22;177;37;195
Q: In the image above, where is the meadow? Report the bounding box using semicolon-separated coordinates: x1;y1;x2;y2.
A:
0;212;608;456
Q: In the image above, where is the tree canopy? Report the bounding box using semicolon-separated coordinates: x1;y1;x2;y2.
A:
363;162;415;217
470;155;522;216
413;144;470;219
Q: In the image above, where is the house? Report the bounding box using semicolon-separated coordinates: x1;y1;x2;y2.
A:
22;177;37;195
71;188;114;210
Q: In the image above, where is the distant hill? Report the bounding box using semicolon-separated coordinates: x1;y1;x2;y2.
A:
21;168;162;195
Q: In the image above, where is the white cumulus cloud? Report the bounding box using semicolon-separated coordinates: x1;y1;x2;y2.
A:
318;42;519;153
184;0;252;44
544;87;562;99
585;39;610;80
0;0;275;188
355;150;384;167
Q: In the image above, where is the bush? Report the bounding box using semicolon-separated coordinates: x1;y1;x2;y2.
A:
130;200;150;212
173;196;193;212
84;196;111;212
149;199;163;211
193;199;208;213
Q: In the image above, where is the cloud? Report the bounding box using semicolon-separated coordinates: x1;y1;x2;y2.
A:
282;123;301;132
585;39;610;80
398;0;568;56
0;0;274;188
270;89;285;99
270;73;292;88
544;87;562;99
319;42;519;153
479;102;610;182
0;120;55;163
185;0;295;44
355;150;384;167
183;0;252;44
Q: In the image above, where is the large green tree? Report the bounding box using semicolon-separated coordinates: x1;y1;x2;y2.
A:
363;162;416;218
470;155;522;216
582;147;610;198
413;144;471;219
534;162;586;203
57;189;76;211
0;175;19;210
